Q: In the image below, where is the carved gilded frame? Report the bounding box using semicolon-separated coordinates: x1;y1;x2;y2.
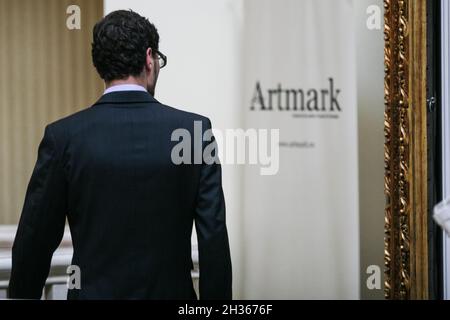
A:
384;0;428;299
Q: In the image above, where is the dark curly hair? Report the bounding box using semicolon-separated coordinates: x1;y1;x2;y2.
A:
92;10;159;82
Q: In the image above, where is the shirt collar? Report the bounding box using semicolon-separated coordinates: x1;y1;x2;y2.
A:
93;90;158;107
103;84;147;95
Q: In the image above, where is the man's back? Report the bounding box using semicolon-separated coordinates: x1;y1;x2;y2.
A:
8;91;232;299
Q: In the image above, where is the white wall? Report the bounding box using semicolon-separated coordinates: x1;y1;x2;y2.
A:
354;0;385;299
104;0;245;298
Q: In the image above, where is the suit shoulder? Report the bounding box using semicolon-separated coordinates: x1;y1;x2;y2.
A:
158;103;211;126
44;106;95;136
49;107;93;126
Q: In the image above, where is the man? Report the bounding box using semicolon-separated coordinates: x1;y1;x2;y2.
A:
8;10;232;300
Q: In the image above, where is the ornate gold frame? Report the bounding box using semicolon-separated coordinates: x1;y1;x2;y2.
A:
384;0;428;299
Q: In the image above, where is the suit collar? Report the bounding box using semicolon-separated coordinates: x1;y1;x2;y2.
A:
92;91;158;107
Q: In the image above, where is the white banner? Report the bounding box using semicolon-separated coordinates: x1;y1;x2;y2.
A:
241;0;359;299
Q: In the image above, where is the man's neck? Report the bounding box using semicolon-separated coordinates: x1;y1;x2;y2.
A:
105;77;146;90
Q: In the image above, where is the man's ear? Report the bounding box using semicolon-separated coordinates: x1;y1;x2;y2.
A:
145;48;153;72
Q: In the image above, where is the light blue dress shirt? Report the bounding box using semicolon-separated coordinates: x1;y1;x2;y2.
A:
103;84;147;95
